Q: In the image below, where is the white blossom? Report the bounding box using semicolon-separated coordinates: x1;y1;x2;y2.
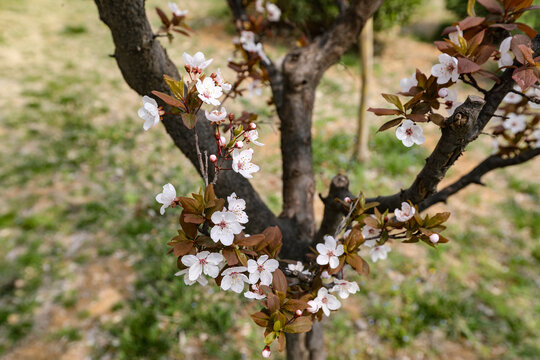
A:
232;149;260;178
400;72;418;93
448;25;464;47
438;87;461;116
429;234;440;244
308;288;341;316
244;283;266;300
247;254;279;285
287;261;311;275
218;135;227;147
361;223;380;247
330;280;360;299
394;202;415;222
243;42;270;64
215;68;232;91
531;128;540;148
168;2;188;17
240;31;256;45
526;87;540;109
396;119;425;147
503;86;523;104
255;0;265;12
316;235;344;269
205;107;228;123
196;77;223;106
181;251;224;281
174;268;208;286
503;113;527;134
210;210;244;246
431;54;459;84
227;192;248;224
247;79;263;96
262;346;271;358
183;51;213;71
370;244;392;263
221;266;249;293
155;183;176;215
498;36;514;68
266;3;281;22
138;95;161;131
244;130;264;146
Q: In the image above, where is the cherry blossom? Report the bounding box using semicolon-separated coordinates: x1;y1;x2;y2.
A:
429;234;440;244
502;86;523;104
330;280;360;299
394;202;415;222
308;288;341;316
196;77;223;106
266;3;281;22
361;223;380;247
218;135;227;147
220;266;249;293
498;36;513;68
181;251;224;281
247;254;279;285
400;72;418;93
155;183;176;215
244;283;266;300
168;2;188;17
243;42;270;64
370;244;392;263
138;95;161;131
215;68;232;91
227;192;248;224
262;346;271;358
239;30;256;45
210;210;244;246
431;54;459;84
182;51;213;71
244;130;264;146
316;235;344;269
232;149;260;178
532;128;540;148
174;268;208;286
526;87;540;109
395;119;425;147
503;113;527;134
438;87;461;116
255;0;265;13
448;25;463;46
205;107;228;123
287;261;311;275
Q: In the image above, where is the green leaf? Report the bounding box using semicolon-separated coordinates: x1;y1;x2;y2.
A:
273;320;282;332
382;93;404;112
181;113;197;129
164;74;184;98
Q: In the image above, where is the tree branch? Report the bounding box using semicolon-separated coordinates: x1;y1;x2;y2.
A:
94;0;281;235
419;148;540;210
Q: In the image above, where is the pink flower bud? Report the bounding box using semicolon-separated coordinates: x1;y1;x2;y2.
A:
438;88;449;98
295;309;303;317
209;154;218;163
262;346;271;358
429;233;440;244
218;136;226;147
249;122;257;130
344;197;351;203
235;141;244;149
321;271;330;279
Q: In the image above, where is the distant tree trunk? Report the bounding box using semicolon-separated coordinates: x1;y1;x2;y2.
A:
353;17;373;162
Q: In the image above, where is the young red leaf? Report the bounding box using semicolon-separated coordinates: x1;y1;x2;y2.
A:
517;44;535;65
458;16;485;31
368;108;403;116
222;247;239;266
458;57;482;74
406;113;427;122
516;22;538;39
477;0;504;13
511;35;532;64
283;316;313;334
173;241;193;257
429;113;446;127
183;213;205;224
272;269;288;294
251;312;270;327
377;118;404;132
155;7;170;27
512;67;537;91
381;93;404;112
151;90;183;107
181;113;197;129
266;293;280;313
346;253;370;276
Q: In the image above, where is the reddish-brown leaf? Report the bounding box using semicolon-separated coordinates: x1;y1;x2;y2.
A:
406;113;427;122
458;16;485;31
489;23;517;31
151;90;183;107
429;113;446;126
222;248;239;266
251;312;270;327
183;213;204;224
477;0;504;13
346;253;370;276
516;22;538;39
283;316;313;334
377;117;404;132
434;40;455;53
363;216;379;228
475;45;496;65
155;7;170;27
173;241;193;257
368;107;402;116
235;233;265;247
511;35;532;64
458;57;482;74
282;299;309;313
272;269;288;294
172;27;190;37
381;93;404;111
512;67;537;91
518;44;535;65
267;293;280;313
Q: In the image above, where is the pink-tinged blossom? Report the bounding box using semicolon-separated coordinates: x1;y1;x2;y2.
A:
361;222;380;248
287;261;311;275
247;254;279;285
244;130;264;146
438;87;461;116
168;2;188;17
394;202;415;222
215;68;232;91
255;0;265;12
196;77;223;106
220;266;249;293
174;268;208;286
247;79;263;96
155;183;176;215
396;119;425;147
262;346;271;358
138;95;161;131
232;149;260;178
370;244;392;263
244;283;266;300
266;3;281;22
330;280;360;299
205;107;227;123
429;234;440;244
431;54;459;84
218;135;227;147
448;25;464;47
526;87;540;109
503;113;527;134
498;36;514;68
181;251;224;281
210;210;244;246
400;72;418;93
182;51;213;71
227;192;248;224
240;30;256;44
243;42;270;64
316;235;344;269
503;86;523;104
308;288;341;316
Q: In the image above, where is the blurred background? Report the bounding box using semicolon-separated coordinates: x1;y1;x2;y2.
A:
0;0;539;359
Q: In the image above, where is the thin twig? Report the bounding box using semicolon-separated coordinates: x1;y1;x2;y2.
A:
461;74;487;95
193;128;208;186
